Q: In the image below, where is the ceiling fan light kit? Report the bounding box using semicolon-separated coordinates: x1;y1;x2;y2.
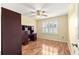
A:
30;9;48;18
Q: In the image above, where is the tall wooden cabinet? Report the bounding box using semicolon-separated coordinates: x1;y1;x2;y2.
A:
1;7;22;55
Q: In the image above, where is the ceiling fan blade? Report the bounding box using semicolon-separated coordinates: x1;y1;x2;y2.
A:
29;14;36;17
30;11;36;13
42;14;48;17
24;11;36;15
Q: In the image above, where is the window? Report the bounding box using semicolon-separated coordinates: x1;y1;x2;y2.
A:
42;20;58;34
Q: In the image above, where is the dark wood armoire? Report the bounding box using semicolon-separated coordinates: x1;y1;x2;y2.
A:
1;7;22;55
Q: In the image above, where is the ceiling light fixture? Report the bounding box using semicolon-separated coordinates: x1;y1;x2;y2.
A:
30;9;48;17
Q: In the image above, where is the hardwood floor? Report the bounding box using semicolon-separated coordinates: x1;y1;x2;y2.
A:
22;39;70;55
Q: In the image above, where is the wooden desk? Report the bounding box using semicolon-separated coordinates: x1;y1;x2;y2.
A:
29;33;37;41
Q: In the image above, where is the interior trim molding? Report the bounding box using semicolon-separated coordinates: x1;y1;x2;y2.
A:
37;38;68;43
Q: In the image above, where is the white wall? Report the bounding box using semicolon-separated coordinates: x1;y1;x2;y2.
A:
68;3;78;54
36;15;69;42
21;15;37;33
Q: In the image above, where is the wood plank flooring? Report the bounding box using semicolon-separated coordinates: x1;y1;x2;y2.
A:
22;39;70;55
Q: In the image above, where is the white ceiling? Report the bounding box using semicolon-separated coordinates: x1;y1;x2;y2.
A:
1;3;70;19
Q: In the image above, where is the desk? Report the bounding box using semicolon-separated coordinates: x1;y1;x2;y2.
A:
29;33;37;41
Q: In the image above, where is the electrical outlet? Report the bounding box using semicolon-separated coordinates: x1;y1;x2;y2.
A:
62;36;64;39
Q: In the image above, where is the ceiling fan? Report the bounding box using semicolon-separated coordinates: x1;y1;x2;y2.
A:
25;4;48;18
30;10;48;17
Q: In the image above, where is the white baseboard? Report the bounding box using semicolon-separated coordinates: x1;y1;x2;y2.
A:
38;38;67;43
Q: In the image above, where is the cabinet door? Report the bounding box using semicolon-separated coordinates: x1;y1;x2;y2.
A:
1;7;22;55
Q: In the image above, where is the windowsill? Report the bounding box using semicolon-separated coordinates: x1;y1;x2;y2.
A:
38;33;58;35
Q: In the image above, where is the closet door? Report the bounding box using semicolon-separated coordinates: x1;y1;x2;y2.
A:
1;7;22;55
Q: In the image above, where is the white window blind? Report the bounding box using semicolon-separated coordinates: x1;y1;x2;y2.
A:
42;20;58;34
